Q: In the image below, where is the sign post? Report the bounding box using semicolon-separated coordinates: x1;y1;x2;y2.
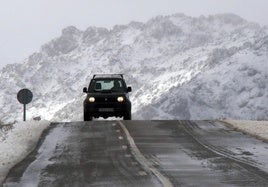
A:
17;89;33;121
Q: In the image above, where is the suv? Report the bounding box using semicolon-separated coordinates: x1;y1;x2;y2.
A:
83;74;132;121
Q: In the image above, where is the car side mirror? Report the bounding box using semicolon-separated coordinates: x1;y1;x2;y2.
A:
83;87;87;93
127;87;132;92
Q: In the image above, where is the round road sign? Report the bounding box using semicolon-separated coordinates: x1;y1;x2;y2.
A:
17;89;33;104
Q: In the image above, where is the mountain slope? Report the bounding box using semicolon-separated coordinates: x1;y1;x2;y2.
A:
0;13;267;122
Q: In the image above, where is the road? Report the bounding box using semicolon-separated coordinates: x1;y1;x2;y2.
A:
3;120;268;187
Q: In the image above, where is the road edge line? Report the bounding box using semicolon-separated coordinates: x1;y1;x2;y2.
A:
118;121;174;187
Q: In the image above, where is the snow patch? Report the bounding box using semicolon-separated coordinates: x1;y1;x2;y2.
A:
0;120;50;184
222;120;268;141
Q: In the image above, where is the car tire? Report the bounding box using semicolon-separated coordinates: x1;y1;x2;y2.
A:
84;111;93;121
123;112;131;120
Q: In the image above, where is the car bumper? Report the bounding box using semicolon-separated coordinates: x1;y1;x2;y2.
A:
84;102;131;118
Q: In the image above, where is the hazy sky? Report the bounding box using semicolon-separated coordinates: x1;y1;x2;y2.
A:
1;0;268;68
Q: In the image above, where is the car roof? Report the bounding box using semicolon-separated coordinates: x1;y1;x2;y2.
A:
93;74;124;79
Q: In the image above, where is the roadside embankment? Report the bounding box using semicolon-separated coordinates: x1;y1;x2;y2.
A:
0;120;50;184
221;120;268;142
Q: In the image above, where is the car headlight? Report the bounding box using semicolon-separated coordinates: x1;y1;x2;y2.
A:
117;96;124;102
89;97;95;102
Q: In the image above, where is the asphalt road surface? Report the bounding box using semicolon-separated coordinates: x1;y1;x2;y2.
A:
3;120;268;187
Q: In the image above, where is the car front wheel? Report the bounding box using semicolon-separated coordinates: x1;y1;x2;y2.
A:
123;112;131;120
84;111;93;121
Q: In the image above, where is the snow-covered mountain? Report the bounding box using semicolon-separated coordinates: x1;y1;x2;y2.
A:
0;13;268;123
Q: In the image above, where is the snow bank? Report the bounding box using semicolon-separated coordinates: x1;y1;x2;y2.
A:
0;120;50;184
222;120;268;142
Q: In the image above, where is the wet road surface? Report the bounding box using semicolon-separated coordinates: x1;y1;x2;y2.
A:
124;120;268;186
3;120;268;186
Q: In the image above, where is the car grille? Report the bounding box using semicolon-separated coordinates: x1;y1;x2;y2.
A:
95;97;117;102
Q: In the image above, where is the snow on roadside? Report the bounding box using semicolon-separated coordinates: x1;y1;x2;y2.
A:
221;120;268;142
0;120;50;184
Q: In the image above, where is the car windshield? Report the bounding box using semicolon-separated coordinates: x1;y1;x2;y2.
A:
90;79;125;93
